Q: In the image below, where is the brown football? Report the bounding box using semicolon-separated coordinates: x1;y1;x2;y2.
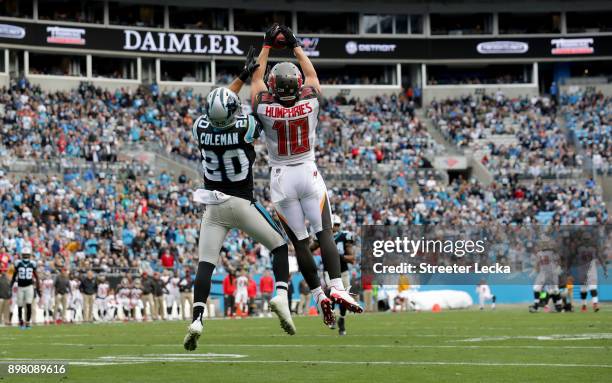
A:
272;34;286;49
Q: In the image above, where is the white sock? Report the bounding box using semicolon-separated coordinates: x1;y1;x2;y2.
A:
329;278;344;291
275;288;288;299
312;286;324;301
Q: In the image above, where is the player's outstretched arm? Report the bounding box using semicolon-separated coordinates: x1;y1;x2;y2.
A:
228;45;260;94
280;25;321;92
251;24;280;100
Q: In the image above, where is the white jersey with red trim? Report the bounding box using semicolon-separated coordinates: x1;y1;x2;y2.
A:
255;87;321;167
97;282;109;298
42;278;54;298
236;276;249;295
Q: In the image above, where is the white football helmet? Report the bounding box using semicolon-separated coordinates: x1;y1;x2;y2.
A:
205;87;240;129
332;214;342;226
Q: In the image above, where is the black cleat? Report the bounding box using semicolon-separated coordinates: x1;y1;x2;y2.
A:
338;317;346;336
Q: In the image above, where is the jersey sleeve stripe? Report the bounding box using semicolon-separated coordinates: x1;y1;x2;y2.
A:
244;117;257;143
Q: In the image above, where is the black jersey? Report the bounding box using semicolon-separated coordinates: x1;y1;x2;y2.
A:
192;114;260;201
334;231;355;272
13;259;37;287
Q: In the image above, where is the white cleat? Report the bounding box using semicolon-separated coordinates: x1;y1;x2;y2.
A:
269;295;296;335
330;286;364;314
183;319;203;351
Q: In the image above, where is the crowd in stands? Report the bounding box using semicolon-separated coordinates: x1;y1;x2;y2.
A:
562;91;612;175
428;93;582;179
1;82;433;177
0;83;610;324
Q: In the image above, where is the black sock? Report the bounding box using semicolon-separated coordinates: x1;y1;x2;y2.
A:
18;306;23;323
279;219;320;290
316;228;342;280
293;238;321;289
193;261;215;321
533;291;540;306
340;304;347;317
590;289;598;298
580;291;588;301
271;244;289;285
26;304;32;322
167;307;172;316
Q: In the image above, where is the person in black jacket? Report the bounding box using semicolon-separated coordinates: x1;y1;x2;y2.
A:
152;272;164;320
80;270;97;322
0;270;11;325
141;272;155;321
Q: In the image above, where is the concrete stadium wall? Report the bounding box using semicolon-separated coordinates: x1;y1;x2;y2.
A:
423;84;539;105
561;84;612;97
90;78;141;92
319;85;403;99
0;73;8;89
159;83;402;100
26;75;83;92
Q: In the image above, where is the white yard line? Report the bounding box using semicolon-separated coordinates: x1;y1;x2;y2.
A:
0;357;610;368
38;343;608;350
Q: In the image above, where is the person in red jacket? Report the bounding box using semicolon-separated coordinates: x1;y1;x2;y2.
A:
259;269;274;313
160;249;174;269
222;272;236;317
247;275;257;316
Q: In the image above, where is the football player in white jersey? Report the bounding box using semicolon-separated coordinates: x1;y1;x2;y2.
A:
574;231;608;312
165;271;180;319
529;236;562;313
40;272;55;325
235;269;250;315
96;275;110;321
251;24;363;326
476;279;496;310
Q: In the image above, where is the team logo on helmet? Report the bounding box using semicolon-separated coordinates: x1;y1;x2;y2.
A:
205;87;241;129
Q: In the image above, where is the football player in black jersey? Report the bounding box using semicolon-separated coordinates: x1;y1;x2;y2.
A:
312;215;356;335
11;247;40;329
184;47;295;351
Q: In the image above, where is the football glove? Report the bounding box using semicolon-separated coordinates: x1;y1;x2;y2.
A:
239;46;260;82
279;25;299;49
263;23;281;48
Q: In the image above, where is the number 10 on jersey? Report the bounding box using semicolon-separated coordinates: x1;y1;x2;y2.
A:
272;117;310;156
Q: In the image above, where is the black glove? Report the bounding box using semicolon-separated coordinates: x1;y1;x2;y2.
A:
263;23;281;48
239;46;260;82
279;25;299;49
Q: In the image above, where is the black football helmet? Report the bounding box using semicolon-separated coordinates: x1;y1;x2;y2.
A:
267;62;303;105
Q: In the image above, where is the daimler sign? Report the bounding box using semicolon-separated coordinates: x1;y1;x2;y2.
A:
123;30;243;55
0;20;611;60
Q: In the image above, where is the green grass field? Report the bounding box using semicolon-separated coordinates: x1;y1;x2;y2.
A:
1;306;611;383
